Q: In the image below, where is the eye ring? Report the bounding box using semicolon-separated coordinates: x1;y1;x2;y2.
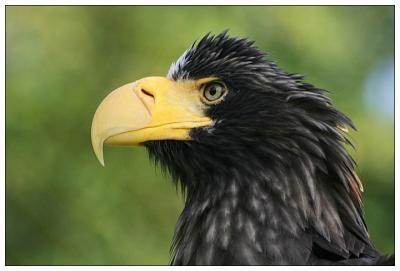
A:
200;81;228;105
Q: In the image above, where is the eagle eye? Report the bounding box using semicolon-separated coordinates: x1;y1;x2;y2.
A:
201;81;228;104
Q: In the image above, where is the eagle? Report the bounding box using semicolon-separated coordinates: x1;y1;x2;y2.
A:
91;31;393;265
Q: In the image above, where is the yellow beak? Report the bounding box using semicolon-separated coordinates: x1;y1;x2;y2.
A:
91;76;212;166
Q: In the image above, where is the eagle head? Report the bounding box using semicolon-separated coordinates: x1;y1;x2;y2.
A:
90;31;388;265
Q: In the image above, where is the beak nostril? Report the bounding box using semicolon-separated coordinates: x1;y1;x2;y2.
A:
141;88;154;99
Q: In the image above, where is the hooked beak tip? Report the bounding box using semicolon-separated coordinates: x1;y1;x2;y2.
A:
98;155;105;167
96;149;105;167
92;134;106;167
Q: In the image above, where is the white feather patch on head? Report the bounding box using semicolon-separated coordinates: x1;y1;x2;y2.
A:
167;48;191;80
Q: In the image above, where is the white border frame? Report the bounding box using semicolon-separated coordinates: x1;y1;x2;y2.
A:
1;2;397;270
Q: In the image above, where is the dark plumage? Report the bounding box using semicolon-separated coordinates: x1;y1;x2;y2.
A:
143;31;393;265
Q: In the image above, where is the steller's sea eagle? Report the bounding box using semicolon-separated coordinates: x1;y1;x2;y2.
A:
91;31;394;265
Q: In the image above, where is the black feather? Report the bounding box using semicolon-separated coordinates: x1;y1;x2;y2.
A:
145;31;392;265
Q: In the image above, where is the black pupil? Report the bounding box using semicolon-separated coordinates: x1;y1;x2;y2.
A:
209;87;217;96
208;84;222;97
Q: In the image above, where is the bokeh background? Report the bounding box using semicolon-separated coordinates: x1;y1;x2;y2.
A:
6;6;394;265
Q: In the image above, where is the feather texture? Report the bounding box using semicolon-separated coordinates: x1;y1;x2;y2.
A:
145;31;393;265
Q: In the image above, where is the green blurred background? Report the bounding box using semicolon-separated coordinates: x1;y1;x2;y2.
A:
6;6;394;265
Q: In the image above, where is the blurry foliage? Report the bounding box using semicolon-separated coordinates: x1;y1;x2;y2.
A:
6;6;394;265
